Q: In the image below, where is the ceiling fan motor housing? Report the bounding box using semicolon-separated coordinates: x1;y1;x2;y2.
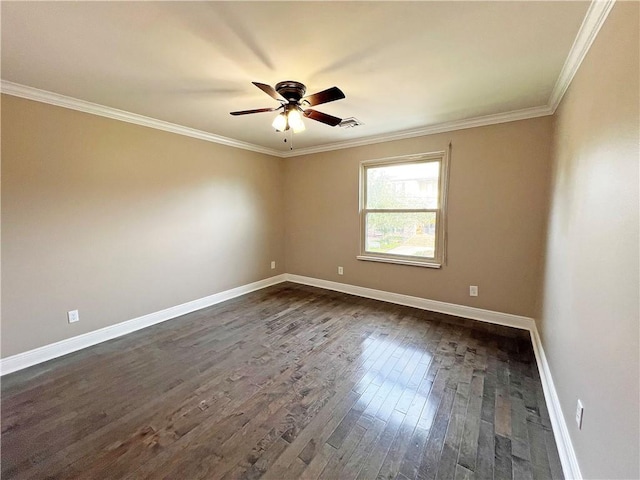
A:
275;81;306;103
230;81;344;128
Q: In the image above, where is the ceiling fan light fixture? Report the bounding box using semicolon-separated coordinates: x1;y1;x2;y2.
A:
272;112;288;132
233;81;345;134
288;108;305;133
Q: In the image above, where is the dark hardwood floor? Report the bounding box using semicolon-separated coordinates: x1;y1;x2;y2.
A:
2;283;563;480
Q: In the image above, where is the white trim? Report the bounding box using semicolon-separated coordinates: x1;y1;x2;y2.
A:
286;273;581;479
530;327;583;479
0;271;582;480
279;106;553;158
0;81;551;158
356;255;441;269
358;150;448;269
548;0;616;112
0;1;612;159
285;274;534;331
0;81;552;159
0;81;282;158
0;274;287;376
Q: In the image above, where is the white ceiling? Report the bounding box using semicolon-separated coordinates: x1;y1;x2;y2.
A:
2;1;591;154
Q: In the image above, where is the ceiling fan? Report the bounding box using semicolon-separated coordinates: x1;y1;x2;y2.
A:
230;81;346;133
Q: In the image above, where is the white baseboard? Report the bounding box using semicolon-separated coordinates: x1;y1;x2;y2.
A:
286;273;580;479
0;272;579;479
529;328;582;479
0;274;287;376
285;274;535;331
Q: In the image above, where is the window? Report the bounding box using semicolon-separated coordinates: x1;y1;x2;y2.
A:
358;151;449;268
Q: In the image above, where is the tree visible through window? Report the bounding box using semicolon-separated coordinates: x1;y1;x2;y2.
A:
358;152;448;267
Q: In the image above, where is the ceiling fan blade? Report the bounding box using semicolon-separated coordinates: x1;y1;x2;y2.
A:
230;107;279;116
302;86;345;107
252;82;286;102
303;109;342;127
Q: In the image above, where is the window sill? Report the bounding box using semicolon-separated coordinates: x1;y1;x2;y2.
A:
356;255;442;269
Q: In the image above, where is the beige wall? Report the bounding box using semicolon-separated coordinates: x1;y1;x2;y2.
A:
540;2;640;479
1;95;285;357
284;117;553;318
2;96;554;357
3;6;638;476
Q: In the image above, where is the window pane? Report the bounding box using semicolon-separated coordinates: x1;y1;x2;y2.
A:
365;212;437;258
366;161;440;209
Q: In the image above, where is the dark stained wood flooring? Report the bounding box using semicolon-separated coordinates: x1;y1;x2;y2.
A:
2;283;564;480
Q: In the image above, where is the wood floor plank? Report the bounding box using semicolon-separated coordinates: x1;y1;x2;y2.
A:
299;443;336;480
454;464;475;480
354;409;404;480
544;427;565;480
262;389;358;480
494;434;513;480
2;283;563;480
400;361;449;479
474;420;495;480
434;381;471;480
512;453;534;480
318;422;367;480
494;357;512;439
338;416;386;480
457;372;485;472
375;381;430;480
416;384;456;480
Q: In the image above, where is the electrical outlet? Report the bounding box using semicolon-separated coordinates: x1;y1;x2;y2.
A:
469;285;478;297
338;266;344;275
575;399;584;429
271;261;276;269
68;310;79;324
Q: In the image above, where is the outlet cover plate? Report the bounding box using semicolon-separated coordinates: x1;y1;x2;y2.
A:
68;310;80;323
575;399;584;429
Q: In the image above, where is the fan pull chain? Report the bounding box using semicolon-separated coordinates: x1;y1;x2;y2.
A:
283;128;293;150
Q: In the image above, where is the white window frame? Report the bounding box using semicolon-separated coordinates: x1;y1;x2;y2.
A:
357;151;449;268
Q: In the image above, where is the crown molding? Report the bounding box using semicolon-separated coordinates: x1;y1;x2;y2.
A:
1;0;612;163
0;1;612;159
280;105;554;158
0;80;283;158
548;0;616;113
2;80;556;159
